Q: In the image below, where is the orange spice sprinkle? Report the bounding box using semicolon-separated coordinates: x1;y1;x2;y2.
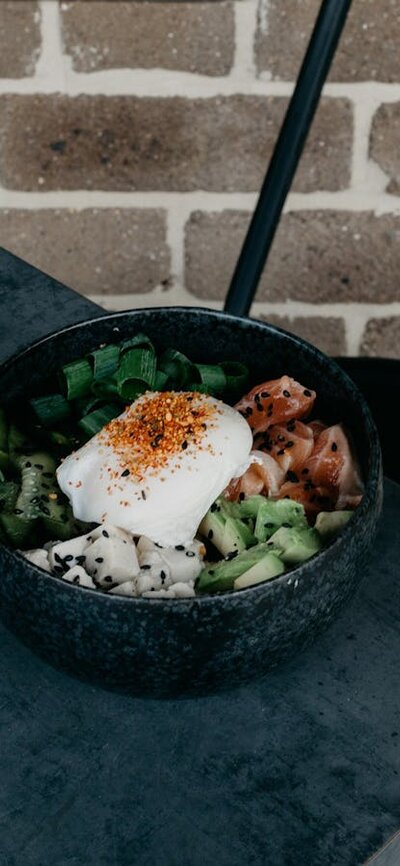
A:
100;391;218;481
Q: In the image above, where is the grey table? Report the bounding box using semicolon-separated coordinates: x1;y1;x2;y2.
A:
0;248;399;866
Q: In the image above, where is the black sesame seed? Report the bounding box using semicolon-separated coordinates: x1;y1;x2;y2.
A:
121;468;130;477
186;551;196;557
331;442;338;452
160;570;166;581
93;569;98;576
255;393;262;403
210;503;218;513
286;441;294;448
54;553;63;564
95;557;104;563
141;490;147;500
181;440;188;450
73;575;80;584
104;576;113;583
301;468;309;475
261;391;270;398
30;496;40;504
207;530;214;540
25;461;32;468
264;522;275;529
175;544;185;550
34;463;44;470
283;390;291;398
304;389;312;397
277;448;285;456
76;555;86;565
286;470;298;483
141;564;151;570
255;403;264;412
245;406;253;417
102;530;109;538
64;554;74;562
239;492;245;502
41;506;50;516
225;550;239;561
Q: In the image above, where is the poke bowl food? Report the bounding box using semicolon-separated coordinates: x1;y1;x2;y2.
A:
0;309;382;696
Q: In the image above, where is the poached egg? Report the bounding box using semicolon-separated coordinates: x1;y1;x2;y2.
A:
56;391;252;546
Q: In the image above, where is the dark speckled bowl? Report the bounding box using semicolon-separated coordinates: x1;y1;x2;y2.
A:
0;308;382;697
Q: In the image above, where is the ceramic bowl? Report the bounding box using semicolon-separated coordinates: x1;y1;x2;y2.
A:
0;308;383;696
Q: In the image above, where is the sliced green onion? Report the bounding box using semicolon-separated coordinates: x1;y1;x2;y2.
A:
220;361;249;394
154;369;169;390
89;344;120;382
78;403;119;438
196;364;227;395
74;395;105;417
186;383;211;394
91;375;120;400
117;347;157;401
120;333;155;355
31;394;71;426
59;358;93;400
158;348;197;387
0;407;8;451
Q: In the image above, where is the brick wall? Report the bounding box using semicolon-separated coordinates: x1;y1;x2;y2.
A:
0;0;400;357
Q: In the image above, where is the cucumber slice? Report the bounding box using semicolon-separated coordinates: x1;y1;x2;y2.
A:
233;553;285;589
315;510;353;539
15;452;57;520
199;508;226;547
254;498;307;543
0;513;34;546
42;497;91;542
0;407;8;452
268;526;321;564
234;495;267;519
197;542;278;594
0;480;19;514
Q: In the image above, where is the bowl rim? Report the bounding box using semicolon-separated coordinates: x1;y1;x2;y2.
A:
0;306;382;605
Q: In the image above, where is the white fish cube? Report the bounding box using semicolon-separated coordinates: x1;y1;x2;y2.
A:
62;565;96;589
49;534;90;572
22;548;51;573
85;535;139;586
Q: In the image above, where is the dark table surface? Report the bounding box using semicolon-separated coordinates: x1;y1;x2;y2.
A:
0;248;399;866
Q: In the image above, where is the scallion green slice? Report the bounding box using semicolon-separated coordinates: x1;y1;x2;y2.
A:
89;344;120;381
220;361;249;394
59;358;93;400
120;333;155;355
31;394;71;426
91;375;120;400
154;369;169;390
117;347;157;401
78;404;119;437
158;348;197;387
185;383;211;394
196;364;227;395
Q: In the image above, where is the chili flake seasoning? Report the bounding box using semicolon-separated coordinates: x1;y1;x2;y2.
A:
99;391;218;482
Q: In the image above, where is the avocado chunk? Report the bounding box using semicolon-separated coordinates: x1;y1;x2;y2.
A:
254;498;307;543
315;510;353;538
268;525;321;564
197;542;282;594
199;505;256;557
233;552;285;590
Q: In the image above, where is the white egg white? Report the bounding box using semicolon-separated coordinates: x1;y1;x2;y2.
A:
56;392;252;546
